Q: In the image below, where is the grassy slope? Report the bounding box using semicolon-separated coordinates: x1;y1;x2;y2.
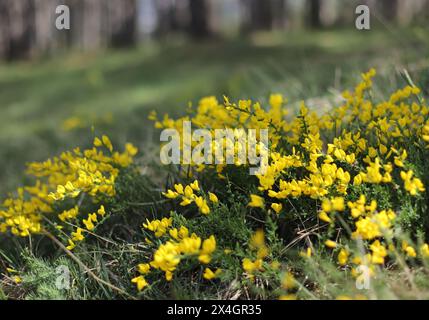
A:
1;27;429;300
0;28;428;194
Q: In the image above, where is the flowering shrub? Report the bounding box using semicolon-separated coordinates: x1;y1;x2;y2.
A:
138;69;429;298
132;215;218;289
0;136;137;250
2;69;429;299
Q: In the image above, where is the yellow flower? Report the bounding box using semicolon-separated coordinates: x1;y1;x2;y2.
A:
97;205;106;217
405;246;416;258
6;267;18;274
271;203;282;214
195;196;210;214
318;211;332;223
138;263;151;275
179;236;201;255
337;248;349;266
248;194;264;208
125;143;138;156
203;268;221;280
71;227;85;242
89;213;98;222
174;184;184;194
331;197;345;211
163;189;179;199
257;247;269;259
242;258;263;273
370;240;387;264
352;208;396;240
150;242;181;273
83;217;95;231
199;235;216;264
336;295;352;300
102;135;113;152
325;240;338;249
200;203;210;215
401;170;425;195
353;174;363;185
143;217;173;237
299;247;312;258
66;239;76;250
321;197;344;213
58;206;79;222
180;198;193;206
190;180;200;191
405;246;417;257
269;93;284;108
250;229;265;249
184;185;194;198
208;192;219;203
13;276;22;284
165;270;173;281
401;240;417;257
420;244;429;257
94;137;103;147
281;272;296;290
131;275;148;291
321;199;332;212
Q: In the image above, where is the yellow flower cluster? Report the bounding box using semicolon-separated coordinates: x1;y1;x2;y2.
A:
148;69;429;295
46;136;137;201
242;230;269;277
152;70;426;222
320;195;395;266
318;194;429;277
318;196;345;223
162;180;218;215
132;218;217;291
0;183;52;236
150;94;285;175
143;217;173;238
66;205;106;250
0;136;137;246
400;170;425;195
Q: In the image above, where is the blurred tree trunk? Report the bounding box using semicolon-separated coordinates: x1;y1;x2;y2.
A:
188;0;211;39
0;0;138;60
272;0;287;29
424;0;429;22
250;0;273;30
107;0;137;48
34;0;57;54
309;0;322;28
0;0;36;60
81;0;104;50
379;0;398;21
0;1;9;59
65;0;84;48
239;0;275;33
397;0;417;26
155;0;182;36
